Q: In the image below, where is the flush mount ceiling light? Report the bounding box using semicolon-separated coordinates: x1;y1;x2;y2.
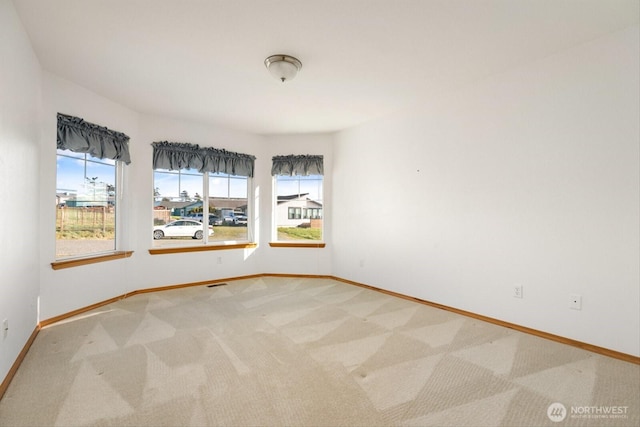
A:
264;54;302;82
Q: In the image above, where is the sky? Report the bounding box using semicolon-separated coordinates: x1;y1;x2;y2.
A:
57;150;323;203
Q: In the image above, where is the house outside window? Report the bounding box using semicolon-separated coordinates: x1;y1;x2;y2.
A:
272;155;323;242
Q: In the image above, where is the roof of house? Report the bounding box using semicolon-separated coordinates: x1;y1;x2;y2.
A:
209;198;247;211
154;200;199;210
277;194;322;207
277;193;309;201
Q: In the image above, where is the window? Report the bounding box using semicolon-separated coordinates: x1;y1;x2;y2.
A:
152;167;204;247
286;206;322;220
272;155;324;242
152;142;254;248
209;172;249;241
55;114;130;260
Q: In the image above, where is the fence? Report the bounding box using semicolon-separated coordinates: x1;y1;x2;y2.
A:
57;206;114;233
153;208;171;225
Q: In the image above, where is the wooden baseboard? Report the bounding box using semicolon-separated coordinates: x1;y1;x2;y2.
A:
123;274;266;297
0;326;40;400
331;276;640;365
262;273;333;279
34;273;640;366
39;274;267;328
4;273;637;401
3;272;636;411
39;296;125;328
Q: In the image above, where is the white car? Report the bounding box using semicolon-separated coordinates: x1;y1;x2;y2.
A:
235;214;248;226
153;220;213;240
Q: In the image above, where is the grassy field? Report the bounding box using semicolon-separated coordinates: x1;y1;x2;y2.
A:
57;209;321;242
209;226;248;241
277;227;322;240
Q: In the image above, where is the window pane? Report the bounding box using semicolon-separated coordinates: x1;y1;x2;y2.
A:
56;150;116;259
275;175;323;241
209;174;229;198
154;170;180;200
276;179;300;197
299;176;323;201
208;173;248;242
179;172;203;202
229;176;248;198
152;168;205;248
152;169;249;247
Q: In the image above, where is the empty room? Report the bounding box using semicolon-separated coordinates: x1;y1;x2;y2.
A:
1;0;639;426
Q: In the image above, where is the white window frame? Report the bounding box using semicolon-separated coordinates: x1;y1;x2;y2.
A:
55;149;123;260
273;174;324;242
152;169;253;247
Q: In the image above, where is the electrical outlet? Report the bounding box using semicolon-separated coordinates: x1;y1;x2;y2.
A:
217;256;222;265
359;259;364;268
2;319;8;339
513;285;523;299
569;294;582;310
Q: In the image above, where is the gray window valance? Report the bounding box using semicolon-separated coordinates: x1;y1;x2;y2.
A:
152;141;256;177
271;154;324;176
57;113;131;164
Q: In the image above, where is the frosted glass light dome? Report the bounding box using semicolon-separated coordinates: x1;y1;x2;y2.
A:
264;55;302;82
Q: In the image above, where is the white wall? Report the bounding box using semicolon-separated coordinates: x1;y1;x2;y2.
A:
332;25;640;356
131;115;266;291
0;0;42;381
37;89;333;320
3;1;637;389
37;78;269;318
38;72;140;321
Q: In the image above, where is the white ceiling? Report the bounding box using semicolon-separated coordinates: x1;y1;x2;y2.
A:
13;0;640;135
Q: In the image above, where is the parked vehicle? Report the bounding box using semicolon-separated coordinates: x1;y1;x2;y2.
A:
209;215;223;226
184;214;204;222
184;213;223;226
220;209;237;225
218;209;247;225
153;220;213;239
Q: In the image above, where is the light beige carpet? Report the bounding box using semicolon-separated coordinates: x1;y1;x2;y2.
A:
0;277;638;426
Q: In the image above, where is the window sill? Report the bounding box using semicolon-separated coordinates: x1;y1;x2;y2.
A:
51;251;134;270
269;242;326;248
149;242;257;255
